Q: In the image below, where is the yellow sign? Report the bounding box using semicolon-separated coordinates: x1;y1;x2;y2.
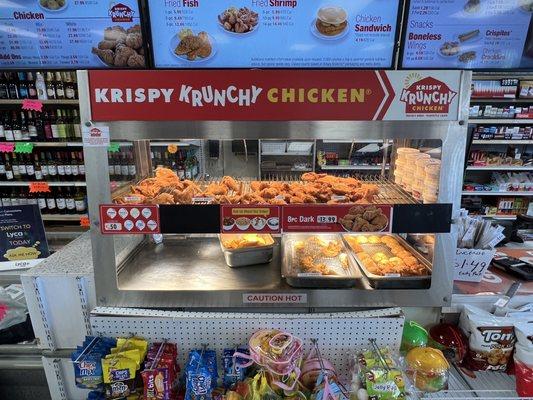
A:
232;208;270;216
4;246;41;261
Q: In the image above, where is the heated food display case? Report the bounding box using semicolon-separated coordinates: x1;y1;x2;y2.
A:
79;69;471;308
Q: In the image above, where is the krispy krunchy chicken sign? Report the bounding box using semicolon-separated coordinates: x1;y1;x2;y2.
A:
88;70;462;121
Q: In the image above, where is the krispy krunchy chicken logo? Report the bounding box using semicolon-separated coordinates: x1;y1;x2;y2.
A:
109;2;134;22
400;73;457;114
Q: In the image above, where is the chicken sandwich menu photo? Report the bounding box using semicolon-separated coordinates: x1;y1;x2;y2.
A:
0;0;145;68
402;0;533;69
148;0;400;68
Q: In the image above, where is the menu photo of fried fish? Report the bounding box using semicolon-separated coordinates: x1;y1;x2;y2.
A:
172;28;214;62
464;0;480;13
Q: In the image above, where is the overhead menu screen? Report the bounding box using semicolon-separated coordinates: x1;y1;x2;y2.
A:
0;0;146;69
401;0;533;69
148;0;401;68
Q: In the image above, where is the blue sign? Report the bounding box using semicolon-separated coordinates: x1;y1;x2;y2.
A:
0;205;49;270
148;0;400;68
0;0;145;68
402;0;533;69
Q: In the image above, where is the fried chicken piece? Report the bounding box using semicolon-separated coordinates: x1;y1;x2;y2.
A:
259;187;278;199
205;183;228;196
250;181;270;192
92;48;114;65
371;214;388;230
270;182;290;191
301;172;324;182
289;196;304;204
221;176;239;192
321;241;342;257
363;209;382;221
348;206;365;215
154;167;181;188
197;31;212;58
331;183;352;195
269;198;287;205
339;217;354;231
152;192;175;204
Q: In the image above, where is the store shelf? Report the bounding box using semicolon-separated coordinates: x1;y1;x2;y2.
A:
321;139;385;143
471;97;533;103
261;168;313;172
0;181;86;187
0;141;83;147
466;166;533;171
261;152;312;156
462;191;533;196
319;165;389;170
41;214;87;221
472;140;533;145
470;118;533;124
0;99;79;105
480;214;517;220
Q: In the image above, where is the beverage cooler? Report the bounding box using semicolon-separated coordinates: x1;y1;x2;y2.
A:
78;69;471;309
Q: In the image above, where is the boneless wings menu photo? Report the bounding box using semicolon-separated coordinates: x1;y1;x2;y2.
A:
147;0;401;68
0;0;145;68
402;0;533;69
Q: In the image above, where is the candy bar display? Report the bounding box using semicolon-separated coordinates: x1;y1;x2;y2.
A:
463;172;533;193
472;125;533;141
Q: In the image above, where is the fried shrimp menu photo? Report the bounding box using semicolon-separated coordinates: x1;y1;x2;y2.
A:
148;0;401;68
0;0;145;68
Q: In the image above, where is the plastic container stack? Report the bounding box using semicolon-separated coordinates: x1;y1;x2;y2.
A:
394;147;419;187
423;160;441;203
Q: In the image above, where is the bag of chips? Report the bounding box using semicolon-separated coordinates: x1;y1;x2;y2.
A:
459;305;516;371
184;349;218;400
222;348;249;389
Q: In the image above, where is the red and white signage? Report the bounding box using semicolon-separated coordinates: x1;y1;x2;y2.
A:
99;205;160;234
88;70;462;121
221;205;280;233
82;125;110;147
282;204;392;233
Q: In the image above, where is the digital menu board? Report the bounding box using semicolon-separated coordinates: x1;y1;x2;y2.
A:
0;0;145;69
148;0;400;68
402;0;533;69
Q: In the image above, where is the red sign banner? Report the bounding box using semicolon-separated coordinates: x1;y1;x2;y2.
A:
88;70;462;121
221;205;280;233
99;204;160;234
281;204;392;233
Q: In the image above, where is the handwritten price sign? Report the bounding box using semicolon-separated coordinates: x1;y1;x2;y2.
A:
453;248;496;282
29;182;51;193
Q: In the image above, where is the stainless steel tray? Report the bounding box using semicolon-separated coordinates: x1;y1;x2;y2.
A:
219;234;275;268
282;234;361;288
343;234;432;289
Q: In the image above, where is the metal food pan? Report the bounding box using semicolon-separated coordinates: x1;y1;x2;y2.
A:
219;234;275;268
343;234;432;289
281;234;361;288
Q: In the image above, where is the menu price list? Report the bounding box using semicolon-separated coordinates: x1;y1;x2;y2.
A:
149;0;400;68
0;0;145;68
402;0;533;69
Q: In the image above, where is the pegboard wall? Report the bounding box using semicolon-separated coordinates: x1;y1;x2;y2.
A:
90;307;404;381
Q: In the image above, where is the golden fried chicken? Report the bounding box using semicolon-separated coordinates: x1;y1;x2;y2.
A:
221;176;239;192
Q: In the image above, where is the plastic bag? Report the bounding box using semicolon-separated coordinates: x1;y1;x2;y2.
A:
0;286;27;331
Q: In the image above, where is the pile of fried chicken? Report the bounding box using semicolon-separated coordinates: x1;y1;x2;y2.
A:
345;235;429;277
114;169;380;205
293;236;350;276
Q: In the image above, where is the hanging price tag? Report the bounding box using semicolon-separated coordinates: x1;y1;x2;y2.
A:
0;143;15;153
14;142;34;154
108;142;121;153
167;144;178;154
80;216;90;227
29;182;51;193
21;99;43;112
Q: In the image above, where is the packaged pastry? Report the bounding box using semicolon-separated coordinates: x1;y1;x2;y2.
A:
459;305;516;372
405;347;449;393
514;322;533;397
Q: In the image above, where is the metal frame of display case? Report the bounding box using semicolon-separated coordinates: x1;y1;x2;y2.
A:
78;70;471;309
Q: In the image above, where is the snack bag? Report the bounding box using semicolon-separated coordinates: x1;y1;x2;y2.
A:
514;321;533;397
102;355;139;399
142;368;169;400
222;348;249;389
114;337;149;359
365;369;405;400
184;349;218;400
459;305;516;371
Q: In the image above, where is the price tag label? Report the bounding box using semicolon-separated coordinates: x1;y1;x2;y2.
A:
317;215;337;224
108;142;121;153
80;216;90;227
104;222;122;231
29;182;51;193
0;143;15;153
14;142;34;154
454;248;496;282
21;99;43;112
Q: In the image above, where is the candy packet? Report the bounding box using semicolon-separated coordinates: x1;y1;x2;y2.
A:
222;348;249;389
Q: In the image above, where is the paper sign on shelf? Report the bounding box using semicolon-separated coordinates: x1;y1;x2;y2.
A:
21;99;43;112
80;216;90;227
99;204;160;234
453;248;496;283
220;205;280;233
29;182;51;193
14;142;34;154
107;142;121;153
0;143;15;153
282;204;392;233
82;125;110;147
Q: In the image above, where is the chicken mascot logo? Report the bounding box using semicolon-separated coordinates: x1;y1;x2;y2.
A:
400;72;457;115
109;2;135;23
